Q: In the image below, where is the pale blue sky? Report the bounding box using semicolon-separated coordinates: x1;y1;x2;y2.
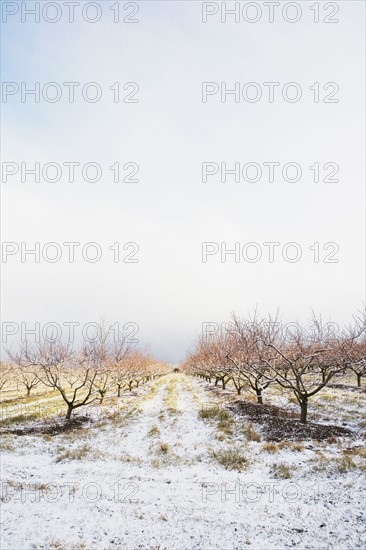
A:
1;1;365;362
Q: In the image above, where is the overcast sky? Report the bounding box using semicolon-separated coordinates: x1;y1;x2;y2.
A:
1;1;365;363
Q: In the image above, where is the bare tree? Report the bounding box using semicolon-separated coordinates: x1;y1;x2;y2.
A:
16;364;42;397
336;313;366;387
11;341;107;420
183;309;365;424
79;328;114;406
0;362;11;391
109;335;135;397
257;315;345;423
182;335;233;390
201;335;233;389
226;314;274;402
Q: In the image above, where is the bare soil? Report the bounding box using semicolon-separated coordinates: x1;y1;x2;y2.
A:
0;415;90;436
228;399;354;441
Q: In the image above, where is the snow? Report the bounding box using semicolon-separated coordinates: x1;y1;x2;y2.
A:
1;374;365;549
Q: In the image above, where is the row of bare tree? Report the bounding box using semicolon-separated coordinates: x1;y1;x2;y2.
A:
1;337;170;420
182;312;365;423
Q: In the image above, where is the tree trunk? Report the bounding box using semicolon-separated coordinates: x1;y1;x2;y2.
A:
357;373;361;387
214;379;219;387
300;398;308;424
222;378;226;390
66;404;73;420
117;385;121;398
256;389;263;404
26;387;31;397
322;371;326;383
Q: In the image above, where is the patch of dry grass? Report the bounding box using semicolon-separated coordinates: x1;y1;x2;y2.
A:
0;435;15;452
0;412;40;426
271;462;293;479
211;446;250;471
55;444;105;463
243;423;261;442
217;419;234;436
320;393;338;402
336;455;357;473
343;447;366;458
159;442;169;454
309;449;364;474
120;452;142;465
165;377;180;414
278;441;305;452
147;425;161;437
199;406;230;421
261;442;279;453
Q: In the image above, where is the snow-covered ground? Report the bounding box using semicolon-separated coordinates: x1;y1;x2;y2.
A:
1;373;365;549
